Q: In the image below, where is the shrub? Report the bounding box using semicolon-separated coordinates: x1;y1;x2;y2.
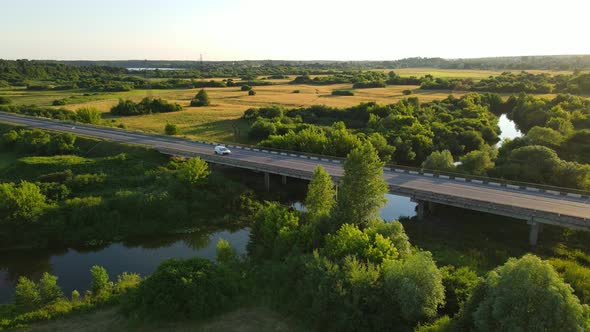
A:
248;120;276;139
216;238;238;264
292;90;301;93
402;89;412;95
90;265;111;294
52;99;67;106
164;123;180;135
332;90;355;96
38;272;64;304
75;107;101;124
111;98;182;116
248;90;256;96
191;89;210;107
0;96;12;104
241;85;252;91
14;277;41;312
124;257;241;321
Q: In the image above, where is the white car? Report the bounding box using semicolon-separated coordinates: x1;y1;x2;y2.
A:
214;145;231;155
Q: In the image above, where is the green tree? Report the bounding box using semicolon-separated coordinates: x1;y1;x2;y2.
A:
13;276;41;312
247;202;300;259
305;166;336;221
38;272;64;304
75;107;101;124
458;146;497;176
191;89;210;106
440;266;479;316
0;181;47;224
164;123;180;135
460;254;588;332
382;251;445;323
177;157;210;186
90;265;110;294
335;143;388;229
422;150;456;172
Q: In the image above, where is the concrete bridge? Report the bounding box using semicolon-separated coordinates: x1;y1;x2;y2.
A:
1;111;589;246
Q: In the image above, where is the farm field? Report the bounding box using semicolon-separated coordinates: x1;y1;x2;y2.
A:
0;68;581;143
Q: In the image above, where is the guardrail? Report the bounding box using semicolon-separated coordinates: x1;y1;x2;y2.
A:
1;110;589;200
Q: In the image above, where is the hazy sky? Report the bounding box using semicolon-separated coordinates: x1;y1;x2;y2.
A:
1;0;588;61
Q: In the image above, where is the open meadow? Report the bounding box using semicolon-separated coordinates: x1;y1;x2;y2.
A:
0;68;582;143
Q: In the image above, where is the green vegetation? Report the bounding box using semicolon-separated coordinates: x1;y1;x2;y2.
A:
75;107;102;124
164;123;180;135
190;88;211;106
331;89;355;96
3;137;590;331
0;125;254;249
111;97;182;116
1;266;140;330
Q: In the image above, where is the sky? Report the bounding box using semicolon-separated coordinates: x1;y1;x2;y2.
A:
1;0;589;61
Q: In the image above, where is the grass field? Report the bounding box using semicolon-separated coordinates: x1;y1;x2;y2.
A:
0;68;582;143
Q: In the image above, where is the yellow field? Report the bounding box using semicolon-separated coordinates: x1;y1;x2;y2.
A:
0;68;580;143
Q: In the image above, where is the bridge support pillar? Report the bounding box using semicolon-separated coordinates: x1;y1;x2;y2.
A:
416;201;426;221
264;172;270;192
528;219;540;247
281;175;287;185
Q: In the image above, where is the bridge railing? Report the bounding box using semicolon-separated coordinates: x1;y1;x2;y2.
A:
2;110;589;199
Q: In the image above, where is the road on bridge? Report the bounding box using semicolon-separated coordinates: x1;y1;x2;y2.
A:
0;112;589;227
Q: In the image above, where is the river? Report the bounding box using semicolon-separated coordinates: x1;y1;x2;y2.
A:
0;194;415;304
498;114;522;145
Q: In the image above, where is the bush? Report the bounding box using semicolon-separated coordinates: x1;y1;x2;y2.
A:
111;98;182;116
164;123;180;135
248;90;256;96
123;257;240;321
190;89;210;107
90;265;111;295
292;90;301;94
402;89;412;95
0;96;12;104
332;90;355;96
14;277;41;312
248;120;277;139
38;272;64;304
52;99;67;106
241;85;252;91
75;107;101;124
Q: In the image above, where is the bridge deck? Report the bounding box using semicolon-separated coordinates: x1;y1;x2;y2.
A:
1;112;589;229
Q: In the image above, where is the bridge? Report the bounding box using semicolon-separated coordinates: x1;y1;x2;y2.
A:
1;111;589;246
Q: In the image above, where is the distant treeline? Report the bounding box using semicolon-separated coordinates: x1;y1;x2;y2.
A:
50;55;590;70
291;71;590;95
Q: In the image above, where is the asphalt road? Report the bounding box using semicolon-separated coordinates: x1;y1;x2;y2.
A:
0;112;589;222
